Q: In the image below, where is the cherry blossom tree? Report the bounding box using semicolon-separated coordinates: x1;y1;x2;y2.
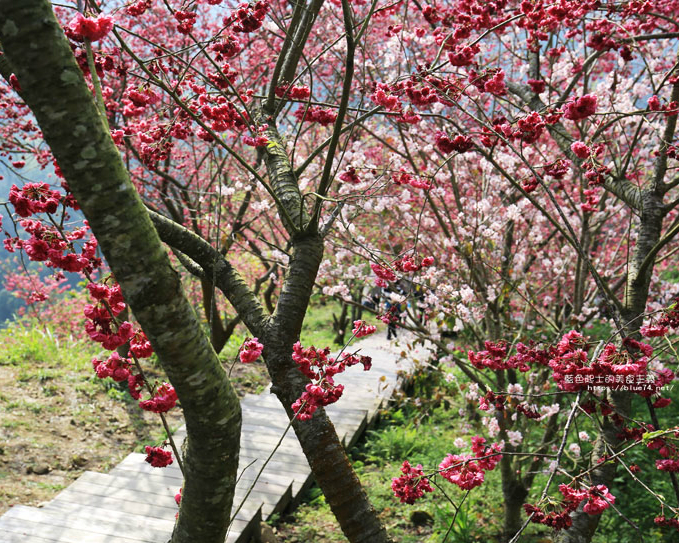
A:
3;0;679;542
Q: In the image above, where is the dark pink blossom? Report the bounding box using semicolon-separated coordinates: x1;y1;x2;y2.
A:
563;94;598;121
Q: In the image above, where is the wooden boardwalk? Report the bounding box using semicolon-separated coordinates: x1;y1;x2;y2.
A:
0;334;427;542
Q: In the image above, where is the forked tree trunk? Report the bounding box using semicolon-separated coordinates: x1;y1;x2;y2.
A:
0;4;242;543
146;108;393;543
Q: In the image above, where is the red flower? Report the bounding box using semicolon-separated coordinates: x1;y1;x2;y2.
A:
139;383;178;413
339;167;361;184
8;74;21;92
239;337;264;363
130;330;154;358
648;95;661;111
640;324;669;338
571;141;590;159
391;461;433;504
275;85;311;100
370;83;400;111
294;106;337;126
582;485;615;514
144;446;173;468
126;0;152;16
91;352;132;382
527;79;546;93
435;132;473;154
352;320;376;338
656;459;679;472
67;13;114;43
563;94;598;121
371;263;397;282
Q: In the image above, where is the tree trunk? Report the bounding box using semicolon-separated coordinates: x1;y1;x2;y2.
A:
150;197;393;543
502;476;529;541
0;4;242;543
333;301;349;345
556;190;666;543
268;350;391;543
265;233;392;543
200;277;229;352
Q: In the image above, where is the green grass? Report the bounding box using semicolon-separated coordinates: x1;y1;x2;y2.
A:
31;481;66;492
299;295;341;348
216;293;346;361
274;403;513;543
0;319;97;372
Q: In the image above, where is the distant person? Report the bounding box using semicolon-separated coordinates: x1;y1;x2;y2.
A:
383;287;404;340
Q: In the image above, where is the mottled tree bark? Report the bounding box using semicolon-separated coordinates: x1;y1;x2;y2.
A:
267;233;391;543
149;158;393;543
0;4;242;543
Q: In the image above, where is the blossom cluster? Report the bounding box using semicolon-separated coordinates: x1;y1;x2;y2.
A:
9;183;62;217
291;342;372;420
548;331;673;396
525;483;615;531
239;337;264;363
226;1;269;34
393;436;503;504
392;169;432;190
294;105;337;126
370;255;433;287
92;352;132;382
352;320;376;338
4;175;181;475
391;461;433;504
438;436;503;490
84;282;134;349
144;445;173;468
5;181;98;274
66;13;114;43
435;131;473;155
339;167;361;184
139;382;178;413
275;84;311;100
468;340;540;372
655;516;679;531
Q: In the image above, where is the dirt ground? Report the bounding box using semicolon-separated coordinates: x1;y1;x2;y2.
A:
0;354;267;515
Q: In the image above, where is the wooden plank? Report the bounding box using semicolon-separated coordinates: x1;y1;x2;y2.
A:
241;401;369;427
54;485;183;520
241;404;362;438
78;466;290;520
110;451;311;486
2;529;59;543
60;472;287;516
0;515;157;543
240;411;291;429
45;490;252;542
63;477;177;506
227;480;292;519
110;453;311;490
3;505;172;543
0;334;418;543
40;501;177;533
79;470;179;496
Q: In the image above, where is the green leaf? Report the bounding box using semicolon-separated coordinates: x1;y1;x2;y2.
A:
641;430;665;442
